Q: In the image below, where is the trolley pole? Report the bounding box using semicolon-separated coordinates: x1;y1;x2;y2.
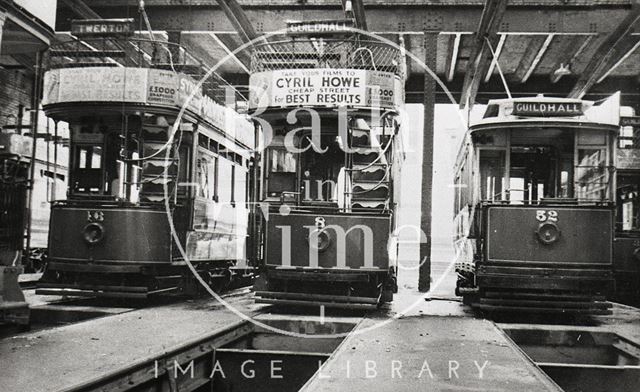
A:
418;32;437;292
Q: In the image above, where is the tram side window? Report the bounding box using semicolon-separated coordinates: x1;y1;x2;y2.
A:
73;145;103;193
617;174;640;231
576;149;607;201
196;152;217;200
479;150;505;201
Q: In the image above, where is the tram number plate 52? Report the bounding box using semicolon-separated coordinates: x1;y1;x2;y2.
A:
536;210;558;222
87;210;105;222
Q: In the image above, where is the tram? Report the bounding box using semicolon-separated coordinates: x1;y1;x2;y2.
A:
453;94;620;314
36;21;256;298
250;24;404;309
613;115;640;305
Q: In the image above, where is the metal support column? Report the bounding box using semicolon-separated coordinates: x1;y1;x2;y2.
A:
419;32;437;292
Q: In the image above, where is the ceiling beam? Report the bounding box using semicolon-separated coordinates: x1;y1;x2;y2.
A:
341;0;367;30
596;37;640;83
549;35;591;83
209;32;249;73
446;33;461;82
459;0;508;108
214;0;258;44
60;0;101;19
569;3;640;98
514;34;553;84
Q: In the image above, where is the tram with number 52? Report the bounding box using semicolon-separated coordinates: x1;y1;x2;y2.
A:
453;94;620;314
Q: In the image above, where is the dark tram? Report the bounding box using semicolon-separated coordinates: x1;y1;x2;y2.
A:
0;132;31;325
250;26;405;309
36;22;256;298
613;113;640;306
454;95;620;314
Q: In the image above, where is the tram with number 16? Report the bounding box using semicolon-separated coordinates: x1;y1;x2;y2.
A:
36;22;256;298
453;94;619;314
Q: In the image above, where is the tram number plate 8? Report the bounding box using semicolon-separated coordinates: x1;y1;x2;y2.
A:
536;210;558;222
87;210;105;222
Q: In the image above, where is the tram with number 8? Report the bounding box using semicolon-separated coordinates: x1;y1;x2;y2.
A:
453;94;620;314
36;22;256;298
249;25;405;309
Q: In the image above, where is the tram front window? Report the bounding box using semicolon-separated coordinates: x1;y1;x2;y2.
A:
70;116;144;201
479;150;506;201
266;136;297;198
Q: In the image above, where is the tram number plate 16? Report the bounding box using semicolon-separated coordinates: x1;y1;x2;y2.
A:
87;210;105;222
536;210;558;222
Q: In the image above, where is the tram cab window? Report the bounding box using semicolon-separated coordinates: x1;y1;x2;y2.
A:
617;174;640;232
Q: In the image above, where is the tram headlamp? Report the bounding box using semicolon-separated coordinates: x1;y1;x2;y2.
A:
307;229;331;253
536;222;560;245
83;223;105;245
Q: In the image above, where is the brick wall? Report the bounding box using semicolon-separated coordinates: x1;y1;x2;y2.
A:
0;69;33;129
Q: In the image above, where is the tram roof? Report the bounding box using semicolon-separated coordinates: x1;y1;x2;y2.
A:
468;94;621;131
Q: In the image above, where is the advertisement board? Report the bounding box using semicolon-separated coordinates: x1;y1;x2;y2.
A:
248;68;402;110
42;67;254;148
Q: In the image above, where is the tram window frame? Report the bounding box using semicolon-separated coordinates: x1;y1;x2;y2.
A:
71;143;105;195
230;164;236;207
477;148;507;202
265;135;298;198
195;148;218;202
575;147;609;201
617;173;640;232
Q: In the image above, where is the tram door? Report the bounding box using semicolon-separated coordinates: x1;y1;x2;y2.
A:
614;172;640;304
508;130;574;203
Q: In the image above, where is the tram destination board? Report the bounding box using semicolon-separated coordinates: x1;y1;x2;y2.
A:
512;101;584;117
286;19;355;36
70;19;135;37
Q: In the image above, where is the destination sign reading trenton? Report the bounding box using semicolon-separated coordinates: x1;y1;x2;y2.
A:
249;68;402;110
512;101;584;117
71;19;134;37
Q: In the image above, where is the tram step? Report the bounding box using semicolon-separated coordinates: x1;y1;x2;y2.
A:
479;297;612;309
35;286;179;299
484;291;606;301
254;290;378;304
475;303;613;315
255;298;377;310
